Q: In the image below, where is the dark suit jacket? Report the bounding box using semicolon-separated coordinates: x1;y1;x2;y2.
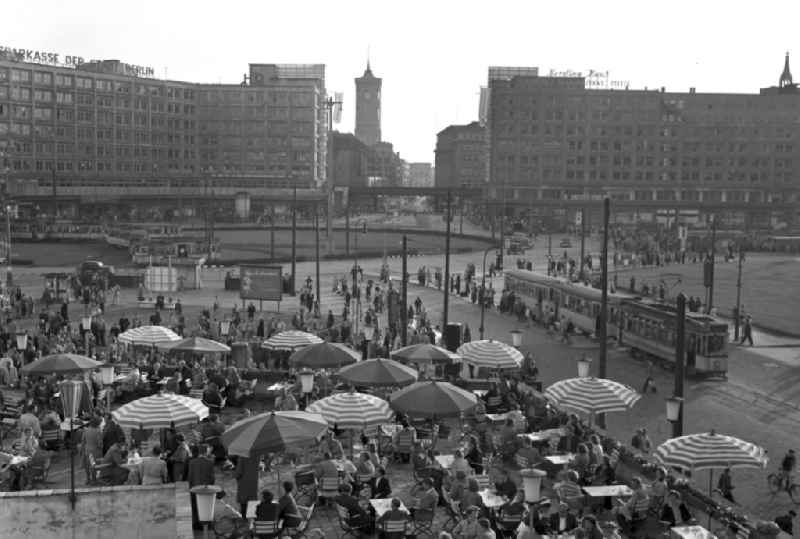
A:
187;456;215;487
549;513;577;533
373;476;392;498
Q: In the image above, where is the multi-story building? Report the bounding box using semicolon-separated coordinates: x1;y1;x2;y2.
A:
330;131;369;188
0;50;327;214
366;141;403;186
354;62;381;146
435;121;485;189
487;58;800;229
407;162;433;187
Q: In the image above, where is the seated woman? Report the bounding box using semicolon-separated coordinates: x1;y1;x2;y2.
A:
613;477;649;526
255;489;280;531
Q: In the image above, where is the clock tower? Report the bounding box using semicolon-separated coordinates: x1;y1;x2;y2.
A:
355;62;381;146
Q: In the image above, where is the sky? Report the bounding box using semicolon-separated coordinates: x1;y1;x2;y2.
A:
4;0;800;163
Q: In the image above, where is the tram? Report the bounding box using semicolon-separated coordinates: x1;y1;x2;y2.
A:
620;300;728;377
504;269;729;377
504;269;631;339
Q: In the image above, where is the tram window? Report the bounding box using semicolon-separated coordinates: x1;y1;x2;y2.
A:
708;335;725;353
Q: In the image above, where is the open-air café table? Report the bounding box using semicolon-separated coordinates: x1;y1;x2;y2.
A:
671;525;718;539
479;489;508;509
370;498;408;518
485;412;512;424
472;389;488;399
434;454;454;469
581;485;633;498
544;453;574;467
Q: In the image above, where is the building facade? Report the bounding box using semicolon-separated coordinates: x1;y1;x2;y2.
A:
354;63;381;146
366;141;403;186
407;162;433;187
435;121;486;189
330;131;369;188
0;53;327;205
487;60;800;228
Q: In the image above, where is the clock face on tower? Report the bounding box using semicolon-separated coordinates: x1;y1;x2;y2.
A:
364;91;371;99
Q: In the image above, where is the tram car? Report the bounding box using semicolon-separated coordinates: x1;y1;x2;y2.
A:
504;269;631;339
620;300;728;377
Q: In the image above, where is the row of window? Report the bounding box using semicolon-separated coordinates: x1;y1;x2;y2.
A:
0;69;195;99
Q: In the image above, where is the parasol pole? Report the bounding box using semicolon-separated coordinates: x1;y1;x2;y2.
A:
708;469;713;529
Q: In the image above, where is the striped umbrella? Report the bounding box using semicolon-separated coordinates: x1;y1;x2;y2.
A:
262;330;323;351
118;325;180;346
544;377;641;416
289;342;359;369
457;339;523;370
338;358;418;387
655;430;768;472
391;344;460;365
157;336;231;354
221;411;328;458
389;380;477;418
306;391;393;430
21;353;102;375
112;392;209;429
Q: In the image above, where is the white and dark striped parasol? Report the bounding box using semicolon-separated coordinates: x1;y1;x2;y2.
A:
544;377;641;415
305;391;393;430
457;339;523;370
118;325;180;346
655;430;768;472
262;330;323;351
112;392;209;429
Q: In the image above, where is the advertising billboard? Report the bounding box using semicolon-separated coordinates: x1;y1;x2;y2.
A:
240;265;282;301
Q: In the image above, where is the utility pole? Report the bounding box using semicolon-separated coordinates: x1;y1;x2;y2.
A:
443;190;452;328
401;235;408;346
290;185;297;297
323;94;342;255
673;292;687;438
734;250;745;340
315;203;321;317
597;198;610;429
706;215;716;313
579;208;587;280
345;204;350;256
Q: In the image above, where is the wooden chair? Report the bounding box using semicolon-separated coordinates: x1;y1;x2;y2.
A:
627;496;652;535
472;474;491;490
381;518;410;539
335;504;369;539
317;476;341;507
189;388;204;400
412;508;436;538
252;518;282;539
283;503;315;539
496;510;524;538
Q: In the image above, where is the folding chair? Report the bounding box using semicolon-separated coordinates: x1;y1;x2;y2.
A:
317;476;340;508
252;519;282;539
381;519;410;539
412;508;435;538
335;504;369;539
283;503;315;539
472;474;491;490
496;510;523;538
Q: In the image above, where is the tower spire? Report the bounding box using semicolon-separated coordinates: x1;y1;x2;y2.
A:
780;51;793;88
366;45;371;74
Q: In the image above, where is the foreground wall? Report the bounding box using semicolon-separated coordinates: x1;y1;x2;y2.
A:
0;482;193;539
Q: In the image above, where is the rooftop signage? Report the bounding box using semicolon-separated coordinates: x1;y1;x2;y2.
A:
0;45;154;77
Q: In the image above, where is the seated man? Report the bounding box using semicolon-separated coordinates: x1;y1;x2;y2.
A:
548;502;578;534
410;478;438;522
373;466;392;499
255;489;280;535
333;483;371;530
516;437;541;466
102;439;130;485
376;498;410;539
494;469;518;500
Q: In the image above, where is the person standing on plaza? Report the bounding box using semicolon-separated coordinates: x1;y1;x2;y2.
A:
739;315;754;346
235;456;260;518
187;444;216;530
717;467;735;503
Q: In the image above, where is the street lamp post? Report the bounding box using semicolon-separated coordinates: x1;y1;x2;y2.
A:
99;363;115;411
315;203;321;317
443;189;452;328
479;245;497;340
401;235;408;346
597;198;610;429
671;292;687;438
291;185;297;297
734;250;745;340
